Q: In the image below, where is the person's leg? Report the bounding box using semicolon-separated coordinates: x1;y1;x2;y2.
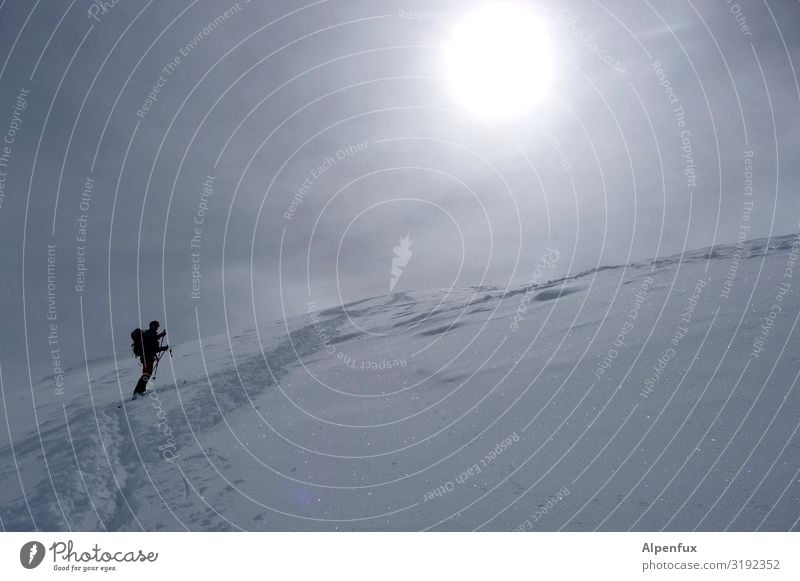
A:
133;356;154;396
133;375;147;396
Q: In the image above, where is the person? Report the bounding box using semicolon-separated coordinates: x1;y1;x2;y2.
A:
133;320;169;398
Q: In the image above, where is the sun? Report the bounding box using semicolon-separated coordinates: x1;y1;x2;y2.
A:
443;3;555;119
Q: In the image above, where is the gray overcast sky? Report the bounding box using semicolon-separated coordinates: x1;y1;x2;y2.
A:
0;0;798;386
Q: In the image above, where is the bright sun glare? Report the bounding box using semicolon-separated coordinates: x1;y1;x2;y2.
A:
444;3;555;119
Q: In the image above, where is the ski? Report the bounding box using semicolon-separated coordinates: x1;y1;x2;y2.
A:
118;392;147;408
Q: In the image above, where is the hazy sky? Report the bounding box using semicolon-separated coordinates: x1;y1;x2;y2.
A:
0;0;798;386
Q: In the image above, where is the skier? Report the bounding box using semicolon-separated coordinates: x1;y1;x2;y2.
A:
132;320;169;399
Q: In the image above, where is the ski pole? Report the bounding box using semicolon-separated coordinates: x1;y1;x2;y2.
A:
152;353;162;382
151;335;166;382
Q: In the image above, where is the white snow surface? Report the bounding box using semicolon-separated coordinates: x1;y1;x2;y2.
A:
2;234;800;531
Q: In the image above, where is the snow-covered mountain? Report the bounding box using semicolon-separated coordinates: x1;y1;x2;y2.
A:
2;234;800;531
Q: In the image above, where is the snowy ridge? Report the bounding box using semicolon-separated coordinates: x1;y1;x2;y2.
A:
2;234;800;531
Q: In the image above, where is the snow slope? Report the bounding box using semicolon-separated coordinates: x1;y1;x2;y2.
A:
2;234;800;531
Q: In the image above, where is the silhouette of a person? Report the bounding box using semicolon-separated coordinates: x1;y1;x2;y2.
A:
133;320;168;398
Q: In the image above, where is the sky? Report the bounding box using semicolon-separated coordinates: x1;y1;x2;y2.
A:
0;0;798;387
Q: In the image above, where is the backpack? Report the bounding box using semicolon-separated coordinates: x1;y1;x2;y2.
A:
131;328;144;358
